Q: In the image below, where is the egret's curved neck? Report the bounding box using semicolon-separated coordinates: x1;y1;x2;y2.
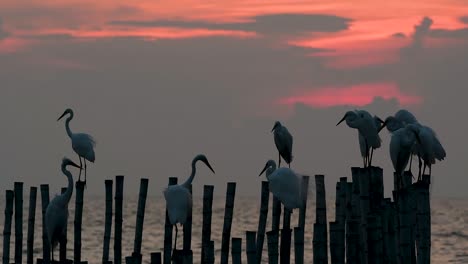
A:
266;164;277;179
65;113;74;138
182;158;198;188
60;166;74;206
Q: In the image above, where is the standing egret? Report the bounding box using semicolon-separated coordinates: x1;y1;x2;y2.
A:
271;121;293;168
337;110;382;167
163;154;215;254
45;158;81;261
258;160;302;210
57;108;96;183
359;115;384;167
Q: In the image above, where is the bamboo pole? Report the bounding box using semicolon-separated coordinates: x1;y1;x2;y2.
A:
74;181;86;264
345;219;360;263
397;188;411;264
329;222;339;264
271;196;281;233
351;168;363;263
416;175;431;264
103;180;113;264
183;183;193;263
114;175;125;264
231;238;242;264
369;167;384;211
204;241;215;264
163;177;178;264
382;198;397;264
14;182;24;264
313;174;327;264
358;168;370;264
201;185;214;263
266;231;279;264
221;182;237;264
150;252;162;264
26;187;37;264
3;190;14;264
337;177;347;264
40;184;50;263
60;187;68;262
293;227;303;264
133;178;149;260
256;181;269;264
246;231;257;264
279;209;292;264
367;214;383;264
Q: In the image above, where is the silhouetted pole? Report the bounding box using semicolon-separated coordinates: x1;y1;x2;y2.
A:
345;182;359;263
279;208;292;264
114;175;125;264
358;168;370;264
231;237;242;264
163;177;178;264
74;181;86;264
60;187;68;262
313;174;327;264
271;196;281;233
295;175;309;264
150;252;162;264
416;175;431;264
293;227;303;264
3;190;14;264
382;198;397;264
221;182;236;264
266;231;279;264
367;214;383;264
201;185;214;263
246;231;257;264
255;181;269;264
396;188;411;264
329;222;339;264
183;183;193;261
133;178;149;263
40;184;50;263
14;182;23;264
103;180;113;264
335;177;347;264
26;187;37;264
203;241;215;264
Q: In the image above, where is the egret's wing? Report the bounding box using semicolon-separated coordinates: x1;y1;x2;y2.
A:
358;132;367;158
425;126;446;160
419;127;435;163
390;132;401;171
395;109;418;124
164;186;191;224
274;127;293;163
269;168;301;209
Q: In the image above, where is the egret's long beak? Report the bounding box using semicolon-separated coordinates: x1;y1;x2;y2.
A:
378;120;388;133
259;163;268;177
57;112;67;121
336;115;347;126
376;116;385;124
69;161;82;169
271;124;278;132
203;160;216;174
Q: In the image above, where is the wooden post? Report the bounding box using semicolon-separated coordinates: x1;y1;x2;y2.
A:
256;181;269;264
203;241;215;264
397;188;411;264
369;167;384;211
345;219;360;263
416;175;431;264
382;198;397;264
231;238;242;264
293;227;303;264
295;176;309;264
14;182;24;264
26;187;37;264
183;183;193;260
133;178;149;259
351;168;362;262
60;187;68;262
329;222;339;264
358;168;370;264
279;209;292;264
74;181;86;264
336;177;347;264
266;231;279;264
114;175;125;264
201;185;214;263
103;180;113;264
246;231;257;264
40;184;50;263
313;174;327;264
3;190;14;264
150;252;162;264
221;182;236;264
163;177;178;264
367;214;383;264
271;196;281;233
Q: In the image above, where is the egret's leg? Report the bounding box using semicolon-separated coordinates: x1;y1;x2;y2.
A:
288;163;290;169
51;246;54;261
418;156;422;181
84;159;87;183
422;162;427;179
369;148;374;168
278;153;281;168
78;156;83;182
365;140;369;167
409;155;413;173
429;165;432;177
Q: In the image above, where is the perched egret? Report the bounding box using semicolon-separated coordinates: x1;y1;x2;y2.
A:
258;160;302;210
163;154;215;253
271;121;293;168
58;108;96;183
337;110;382;167
359;115;384;167
45;158;81;261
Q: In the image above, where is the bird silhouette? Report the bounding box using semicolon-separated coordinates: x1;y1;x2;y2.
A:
163;154;215;255
271;121;293;168
57;108;96;183
45;158;81;261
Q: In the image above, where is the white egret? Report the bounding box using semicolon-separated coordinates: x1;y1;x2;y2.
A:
163;154;215;253
359;115;384;167
271;121;293;168
57;108;96;183
258;160;302;210
337;110;382;167
45;158;81;261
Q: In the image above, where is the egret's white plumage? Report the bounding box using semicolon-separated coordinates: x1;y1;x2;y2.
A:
337;110;382;167
163;154;215;251
389;126;420;188
58;108;96;182
259;160;302;210
359;115;384;167
271;121;293;168
45;158;81;261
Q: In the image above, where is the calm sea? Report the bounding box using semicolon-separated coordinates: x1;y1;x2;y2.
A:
0;196;467;263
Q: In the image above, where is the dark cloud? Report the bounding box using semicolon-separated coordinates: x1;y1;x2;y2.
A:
460;16;468;24
392;32;406;38
0;18;9;40
110;14;352;34
429;28;468;38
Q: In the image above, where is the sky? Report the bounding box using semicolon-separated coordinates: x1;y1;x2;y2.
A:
1;0;468;198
